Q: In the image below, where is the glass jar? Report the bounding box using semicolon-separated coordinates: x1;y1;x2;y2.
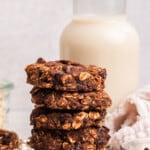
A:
60;0;140;111
0;81;13;127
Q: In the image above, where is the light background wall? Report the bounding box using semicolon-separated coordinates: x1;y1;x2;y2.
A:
0;0;150;139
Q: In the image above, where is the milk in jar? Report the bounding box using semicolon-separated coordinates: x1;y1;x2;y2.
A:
60;0;140;111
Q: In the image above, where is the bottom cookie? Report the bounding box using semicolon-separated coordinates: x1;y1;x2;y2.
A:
0;129;19;150
29;126;110;150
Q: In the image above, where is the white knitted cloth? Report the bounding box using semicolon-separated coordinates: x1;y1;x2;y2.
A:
106;86;150;150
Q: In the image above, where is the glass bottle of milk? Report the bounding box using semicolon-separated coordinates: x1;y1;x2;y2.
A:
60;0;140;111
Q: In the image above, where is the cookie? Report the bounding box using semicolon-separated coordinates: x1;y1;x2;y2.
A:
25;58;106;91
31;87;112;111
29;126;110;150
30;107;106;130
0;129;19;150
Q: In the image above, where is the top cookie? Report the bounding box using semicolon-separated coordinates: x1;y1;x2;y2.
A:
25;58;106;92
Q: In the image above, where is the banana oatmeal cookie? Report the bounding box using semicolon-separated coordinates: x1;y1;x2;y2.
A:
25;58;106;91
30;107;106;130
0;129;19;150
29;126;110;150
31;87;111;110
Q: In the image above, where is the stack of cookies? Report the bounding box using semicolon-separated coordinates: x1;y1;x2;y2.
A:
25;58;112;150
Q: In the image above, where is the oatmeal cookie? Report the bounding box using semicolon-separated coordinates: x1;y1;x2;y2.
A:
30;107;106;130
25;58;106;91
0;129;19;150
31;87;112;111
29;126;110;150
